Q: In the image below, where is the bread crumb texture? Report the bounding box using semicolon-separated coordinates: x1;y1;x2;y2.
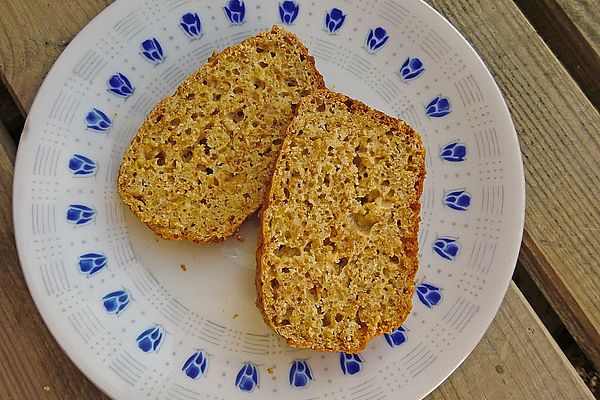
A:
257;89;426;353
118;26;325;243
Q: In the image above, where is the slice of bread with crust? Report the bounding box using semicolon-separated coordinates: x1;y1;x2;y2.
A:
117;26;325;243
256;89;426;353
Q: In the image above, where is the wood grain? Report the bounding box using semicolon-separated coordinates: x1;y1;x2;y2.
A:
555;0;600;57
427;0;600;371
0;0;113;113
428;283;593;400
514;0;600;108
0;121;109;400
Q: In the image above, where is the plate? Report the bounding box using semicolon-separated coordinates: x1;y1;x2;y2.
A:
13;0;525;399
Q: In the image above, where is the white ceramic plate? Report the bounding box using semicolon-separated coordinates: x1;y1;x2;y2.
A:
13;0;524;399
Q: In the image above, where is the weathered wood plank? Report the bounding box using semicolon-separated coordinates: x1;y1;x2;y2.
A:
428;283;593;400
556;0;600;57
0;0;113;112
427;0;600;371
514;0;600;108
0;121;110;400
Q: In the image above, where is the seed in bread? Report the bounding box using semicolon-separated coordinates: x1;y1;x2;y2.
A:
256;89;426;353
117;26;325;243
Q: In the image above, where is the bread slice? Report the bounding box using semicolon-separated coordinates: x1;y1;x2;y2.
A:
256;89;426;353
117;26;325;243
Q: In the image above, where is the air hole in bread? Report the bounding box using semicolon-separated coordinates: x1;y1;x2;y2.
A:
182;148;193;162
230;109;245;123
323;238;336;251
316;102;326;112
390;255;400;264
155;115;163;123
270;278;279;289
205;167;213;175
169;118;181;127
335;313;343;322
155;151;166;166
351;212;377;232
275;245;301;257
212;93;222;101
186;93;195;100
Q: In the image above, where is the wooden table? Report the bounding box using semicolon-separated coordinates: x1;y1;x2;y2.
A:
0;0;597;399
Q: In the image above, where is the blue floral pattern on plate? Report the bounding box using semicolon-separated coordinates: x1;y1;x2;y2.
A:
384;326;408;347
416;283;442;308
136;326;164;353
78;253;107;276
444;189;471;211
180;12;202;39
365;27;389;53
102;290;130;315
279;1;299;25
340;353;363;375
289;360;313;388
425;96;451;118
440;141;467;162
68;154;96;176
325;8;346;34
107;73;134;97
433;236;461;260
66;204;95;225
235;362;259;392
85;107;112;132
140;38;165;64
224;0;245;25
182;351;208;379
400;57;425;81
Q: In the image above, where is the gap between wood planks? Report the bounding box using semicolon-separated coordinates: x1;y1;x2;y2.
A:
513;0;600;110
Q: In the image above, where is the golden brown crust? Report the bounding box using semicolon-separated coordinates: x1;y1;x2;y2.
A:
256;89;426;353
117;26;325;243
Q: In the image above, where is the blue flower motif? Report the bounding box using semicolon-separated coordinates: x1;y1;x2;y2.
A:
68;154;96;176
180;12;202;39
235;362;259;392
440;141;467;162
182;351;208;379
289;360;313;388
136;326;164;353
444;189;471;211
325;8;346;34
384;326;408;347
140;38;165;64
102;290;130;315
66;204;95;225
425;96;451;118
365;27;389;53
85;107;112;132
433;236;461;260
224;0;245;25
340;353;363;375
78;253;107;276
279;1;299;25
400;57;425;81
107;73;134;98
416;283;442;308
